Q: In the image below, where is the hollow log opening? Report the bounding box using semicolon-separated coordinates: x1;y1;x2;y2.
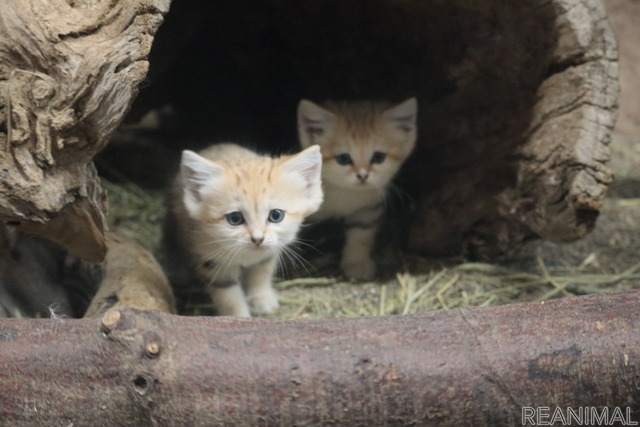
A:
128;0;617;261
0;0;618;316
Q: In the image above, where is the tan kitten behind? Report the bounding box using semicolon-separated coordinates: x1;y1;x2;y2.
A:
297;98;417;279
163;143;323;316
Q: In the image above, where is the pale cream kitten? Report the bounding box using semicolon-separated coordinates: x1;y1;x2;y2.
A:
164;143;323;317
297;98;417;280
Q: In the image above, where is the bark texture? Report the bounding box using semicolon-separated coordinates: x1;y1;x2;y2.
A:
0;0;171;261
601;0;640;180
0;290;638;425
406;0;619;258
84;231;176;317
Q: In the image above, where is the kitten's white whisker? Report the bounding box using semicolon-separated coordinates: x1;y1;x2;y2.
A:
387;183;413;204
193;237;238;248
218;246;243;281
278;247;300;278
272;247;290;279
279;244;314;278
291;238;323;254
204;245;242;285
203;242;240;259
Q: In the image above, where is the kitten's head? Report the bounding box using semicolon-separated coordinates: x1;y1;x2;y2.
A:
297;97;417;191
180;145;323;262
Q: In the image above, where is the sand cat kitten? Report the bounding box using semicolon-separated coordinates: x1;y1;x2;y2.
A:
297;98;417;280
164;143;323;317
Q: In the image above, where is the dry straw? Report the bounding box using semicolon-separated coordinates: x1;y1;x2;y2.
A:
103;176;640;320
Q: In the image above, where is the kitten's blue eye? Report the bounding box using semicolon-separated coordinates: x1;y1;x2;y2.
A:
370;151;387;164
268;209;285;223
335;153;353;166
225;211;245;226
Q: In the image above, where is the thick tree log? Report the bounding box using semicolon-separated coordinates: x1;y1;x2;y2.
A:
0;0;171;261
1;290;638;425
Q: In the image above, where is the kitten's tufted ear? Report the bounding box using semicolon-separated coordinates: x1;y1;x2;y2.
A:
180;150;225;217
281;145;324;215
297;99;336;147
383;97;418;140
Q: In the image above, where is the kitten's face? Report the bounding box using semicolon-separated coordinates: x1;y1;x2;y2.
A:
297;98;417;191
180;145;323;265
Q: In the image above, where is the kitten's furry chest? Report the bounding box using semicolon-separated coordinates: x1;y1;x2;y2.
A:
312;183;381;220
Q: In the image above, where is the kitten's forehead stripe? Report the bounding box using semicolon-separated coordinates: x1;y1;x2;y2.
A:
221;158;286;222
268;162;276;184
317;100;413;165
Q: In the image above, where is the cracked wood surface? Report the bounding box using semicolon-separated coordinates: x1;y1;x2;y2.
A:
0;0;171;261
0;290;638;425
511;0;618;243
408;0;618;258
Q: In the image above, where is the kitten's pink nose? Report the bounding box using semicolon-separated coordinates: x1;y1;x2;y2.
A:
251;236;264;246
356;172;369;182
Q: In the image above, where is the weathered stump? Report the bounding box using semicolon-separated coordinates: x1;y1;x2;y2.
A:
0;0;171;262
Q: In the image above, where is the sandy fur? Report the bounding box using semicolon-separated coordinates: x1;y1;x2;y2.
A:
164;143;322;316
298;98;417;279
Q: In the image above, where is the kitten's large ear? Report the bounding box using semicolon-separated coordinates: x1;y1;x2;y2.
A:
180;150;225;217
297;99;336;147
281;145;324;214
383;97;418;141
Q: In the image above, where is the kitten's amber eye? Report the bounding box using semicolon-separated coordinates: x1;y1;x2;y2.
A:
335;153;353;165
226;211;245;226
268;209;285;223
370;151;387;164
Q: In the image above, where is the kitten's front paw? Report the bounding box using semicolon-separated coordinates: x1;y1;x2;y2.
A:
247;288;280;315
342;257;376;281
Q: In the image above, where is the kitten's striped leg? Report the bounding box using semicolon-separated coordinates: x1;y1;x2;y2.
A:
242;257;279;315
201;263;250;317
342;207;382;280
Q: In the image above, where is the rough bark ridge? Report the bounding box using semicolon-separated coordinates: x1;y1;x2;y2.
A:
0;290;638;425
0;0;171;261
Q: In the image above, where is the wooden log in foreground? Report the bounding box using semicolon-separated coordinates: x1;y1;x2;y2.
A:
1;291;638;425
